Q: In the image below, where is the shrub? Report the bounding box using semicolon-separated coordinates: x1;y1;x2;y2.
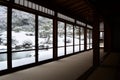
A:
22;40;33;48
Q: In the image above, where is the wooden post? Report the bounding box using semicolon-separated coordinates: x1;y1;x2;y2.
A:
35;14;38;63
104;20;111;53
65;22;67;55
7;2;12;70
93;14;100;67
53;12;58;60
84;24;87;50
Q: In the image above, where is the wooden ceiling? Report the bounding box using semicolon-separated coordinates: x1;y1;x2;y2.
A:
89;0;120;17
88;0;120;27
28;0;96;24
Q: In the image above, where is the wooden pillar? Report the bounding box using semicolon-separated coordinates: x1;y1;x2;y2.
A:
53;12;58;60
7;1;13;70
104;20;111;53
65;22;67;55
73;22;75;53
93;14;100;67
35;15;38;63
84;24;87;50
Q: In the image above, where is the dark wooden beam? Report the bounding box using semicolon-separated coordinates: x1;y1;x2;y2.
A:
65;22;67;56
72;5;89;12
93;13;100;67
35;14;38;63
7;3;12;69
63;0;85;9
54;0;84;7
104;20;111;53
84;24;87;50
53;12;58;60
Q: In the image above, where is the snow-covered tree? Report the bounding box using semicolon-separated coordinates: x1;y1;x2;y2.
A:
12;9;35;32
38;16;53;44
0;6;7;32
58;21;65;37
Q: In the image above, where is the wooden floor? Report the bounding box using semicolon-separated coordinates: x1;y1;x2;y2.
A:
0;49;107;80
86;52;120;80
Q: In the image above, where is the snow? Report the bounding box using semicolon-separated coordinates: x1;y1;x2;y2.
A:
66;46;73;54
74;45;79;52
58;47;65;57
12;56;35;68
38;49;53;61
12;31;35;46
0;60;7;70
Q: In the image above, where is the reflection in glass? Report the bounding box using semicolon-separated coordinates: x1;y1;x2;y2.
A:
12;9;35;67
58;21;65;57
38;16;53;61
0;6;7;70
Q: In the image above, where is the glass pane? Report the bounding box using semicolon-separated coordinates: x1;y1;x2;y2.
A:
12;51;35;67
24;0;28;7
39;6;42;11
66;24;73;46
74;26;79;52
90;30;92;43
36;4;39;10
58;21;65;57
38;16;53;61
66;24;73;54
0;6;7;70
90;44;92;48
32;3;36;9
66;46;73;54
90;30;92;48
20;0;24;5
12;9;35;67
100;32;104;47
87;44;90;49
87;29;90;44
87;29;90;49
28;1;32;8
74;45;79;52
15;0;19;4
75;26;79;45
0;53;7;70
81;44;84;51
80;27;84;51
